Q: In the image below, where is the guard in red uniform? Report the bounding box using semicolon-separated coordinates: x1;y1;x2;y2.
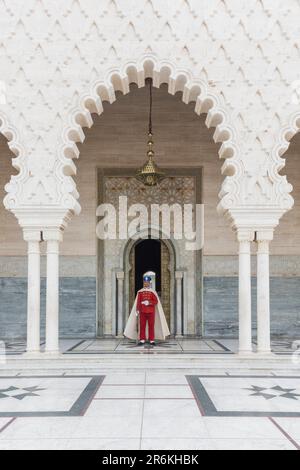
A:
137;276;158;345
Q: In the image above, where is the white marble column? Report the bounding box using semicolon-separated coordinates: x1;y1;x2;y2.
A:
238;230;254;355
44;229;63;355
256;231;273;355
24;230;42;355
116;271;125;336
175;271;184;336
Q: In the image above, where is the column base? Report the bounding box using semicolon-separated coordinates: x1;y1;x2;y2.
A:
24;350;42;358
256;350;273;356
43;350;61;358
238;350;254;356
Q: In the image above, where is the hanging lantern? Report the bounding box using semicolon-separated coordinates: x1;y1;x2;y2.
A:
136;78;165;186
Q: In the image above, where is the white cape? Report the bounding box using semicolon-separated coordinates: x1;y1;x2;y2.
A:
124;288;170;340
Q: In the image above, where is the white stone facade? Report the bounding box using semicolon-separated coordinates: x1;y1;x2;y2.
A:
0;0;299;355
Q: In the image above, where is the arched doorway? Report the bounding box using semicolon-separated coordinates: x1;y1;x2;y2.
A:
129;238;172;329
98;167;202;339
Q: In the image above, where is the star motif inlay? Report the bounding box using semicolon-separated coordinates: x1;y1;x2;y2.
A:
0;385;46;400
245;385;300;401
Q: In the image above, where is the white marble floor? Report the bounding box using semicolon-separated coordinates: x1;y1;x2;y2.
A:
62;338;231;354
0;369;299;450
3;338;299;356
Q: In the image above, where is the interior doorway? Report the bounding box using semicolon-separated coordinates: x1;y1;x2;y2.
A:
129;238;172;329
134;239;161;295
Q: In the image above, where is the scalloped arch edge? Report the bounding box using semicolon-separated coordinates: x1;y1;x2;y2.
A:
0;111;27;211
57;56;242;216
270;110;300;213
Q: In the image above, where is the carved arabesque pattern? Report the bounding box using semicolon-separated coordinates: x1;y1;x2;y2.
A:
105;176;195;207
0;0;298;224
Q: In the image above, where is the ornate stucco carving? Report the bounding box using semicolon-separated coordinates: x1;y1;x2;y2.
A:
0;0;299;229
104;176;195;207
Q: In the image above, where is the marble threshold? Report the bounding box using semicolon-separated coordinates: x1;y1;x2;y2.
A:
1;353;299;376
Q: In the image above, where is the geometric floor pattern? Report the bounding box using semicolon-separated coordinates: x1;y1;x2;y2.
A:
187;375;300;417
0;370;299;449
0;376;104;417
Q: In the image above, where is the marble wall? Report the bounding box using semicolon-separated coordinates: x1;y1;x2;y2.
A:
204;277;300;338
0;277;96;340
0;275;299;339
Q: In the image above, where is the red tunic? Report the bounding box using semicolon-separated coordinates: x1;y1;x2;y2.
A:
137;290;158;314
137;289;158;341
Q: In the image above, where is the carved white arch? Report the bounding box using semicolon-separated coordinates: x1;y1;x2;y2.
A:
56;55;244;217
0;112;27;211
270;111;300;212
119;224;180;270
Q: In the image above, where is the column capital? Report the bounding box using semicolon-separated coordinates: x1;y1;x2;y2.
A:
14;209;73;232
256;229;274;243
236;229;255;243
175;270;184;280
43;228;64;242
116;271;125;280
23;229;42;243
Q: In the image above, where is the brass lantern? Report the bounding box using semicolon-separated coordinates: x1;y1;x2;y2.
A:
136;78;165;186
